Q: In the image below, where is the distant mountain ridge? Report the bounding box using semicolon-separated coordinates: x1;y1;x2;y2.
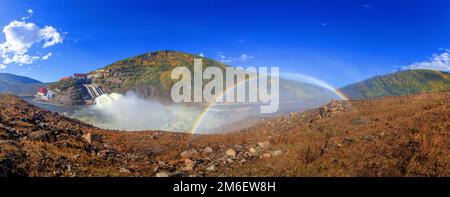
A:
0;73;45;96
340;69;450;99
0;73;42;84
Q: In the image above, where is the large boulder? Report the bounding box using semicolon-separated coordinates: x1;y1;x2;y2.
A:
28;130;56;142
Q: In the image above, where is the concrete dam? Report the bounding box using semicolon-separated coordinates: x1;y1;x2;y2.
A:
83;84;105;99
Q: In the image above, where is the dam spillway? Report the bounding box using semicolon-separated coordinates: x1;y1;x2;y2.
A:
83;84;104;99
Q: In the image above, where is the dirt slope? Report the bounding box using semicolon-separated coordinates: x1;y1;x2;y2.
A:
0;92;448;177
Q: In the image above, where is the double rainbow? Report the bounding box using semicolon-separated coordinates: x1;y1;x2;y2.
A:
190;72;349;134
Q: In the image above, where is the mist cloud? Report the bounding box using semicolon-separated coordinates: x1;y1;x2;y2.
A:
75;92;231;133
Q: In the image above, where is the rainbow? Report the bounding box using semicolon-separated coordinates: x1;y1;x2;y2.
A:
280;72;349;101
190;72;349;134
190;77;256;134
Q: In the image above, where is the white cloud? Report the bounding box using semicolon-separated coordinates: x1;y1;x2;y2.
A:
0;12;63;67
199;53;204;57
2;20;41;54
3;54;40;65
0;64;6;69
239;53;255;62
217;52;255;64
218;52;232;63
403;50;450;72
41;52;52;60
219;55;232;63
40;26;63;48
22;9;34;20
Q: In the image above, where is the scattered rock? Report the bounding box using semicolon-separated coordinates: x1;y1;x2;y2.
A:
271;150;282;157
119;167;131;173
257;141;271;150
185;159;195;165
195;159;205;165
157;161;166;167
236;151;249;160
82;133;92;143
156;172;170;177
172;171;189;177
97;149;116;158
53;170;62;177
203;146;213;153
183;159;195;171
206;165;216;171
226;149;236;157
249;147;257;154
232;144;244;152
29;130;56;142
149;135;159;140
261;153;271;159
180;150;194;159
184;165;194;171
319;100;348;117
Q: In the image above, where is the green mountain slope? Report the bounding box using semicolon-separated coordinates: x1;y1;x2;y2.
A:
340;69;450;99
89;50;227;101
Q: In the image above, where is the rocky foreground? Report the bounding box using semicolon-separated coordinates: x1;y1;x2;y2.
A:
0;92;449;177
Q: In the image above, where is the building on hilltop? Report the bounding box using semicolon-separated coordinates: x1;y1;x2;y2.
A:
35;87;55;100
61;76;72;81
73;73;88;79
73;73;91;84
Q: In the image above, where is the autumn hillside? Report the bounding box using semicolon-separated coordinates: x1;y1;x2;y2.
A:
0;92;449;177
340;69;450;99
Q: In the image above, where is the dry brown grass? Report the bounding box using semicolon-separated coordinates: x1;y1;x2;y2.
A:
0;92;449;177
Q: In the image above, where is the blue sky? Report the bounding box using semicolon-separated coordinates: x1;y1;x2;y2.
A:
0;0;449;87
